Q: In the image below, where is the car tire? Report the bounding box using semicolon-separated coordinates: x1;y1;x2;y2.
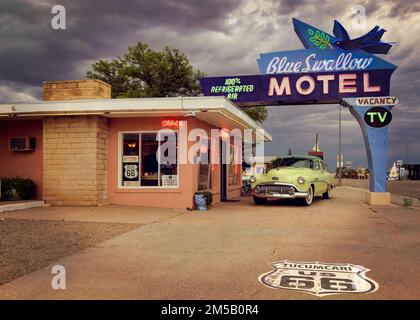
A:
299;186;314;206
253;196;267;205
322;185;331;199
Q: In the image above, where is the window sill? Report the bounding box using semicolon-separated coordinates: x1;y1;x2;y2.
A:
115;187;181;193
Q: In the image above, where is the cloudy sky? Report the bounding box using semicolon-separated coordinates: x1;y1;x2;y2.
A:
1;0;419;169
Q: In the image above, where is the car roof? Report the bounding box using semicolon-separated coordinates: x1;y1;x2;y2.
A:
273;155;324;161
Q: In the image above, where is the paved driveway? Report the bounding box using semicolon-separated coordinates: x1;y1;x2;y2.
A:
0;186;419;299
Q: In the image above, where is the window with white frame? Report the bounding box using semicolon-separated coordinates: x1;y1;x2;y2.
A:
120;132;178;188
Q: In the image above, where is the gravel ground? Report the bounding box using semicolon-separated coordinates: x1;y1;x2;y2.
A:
0;218;139;286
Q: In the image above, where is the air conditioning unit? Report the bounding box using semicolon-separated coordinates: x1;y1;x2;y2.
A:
9;136;36;152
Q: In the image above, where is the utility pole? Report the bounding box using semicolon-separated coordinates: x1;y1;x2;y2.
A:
405;136;408;165
338;104;342;185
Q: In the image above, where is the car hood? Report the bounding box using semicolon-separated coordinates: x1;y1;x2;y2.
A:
258;167;313;183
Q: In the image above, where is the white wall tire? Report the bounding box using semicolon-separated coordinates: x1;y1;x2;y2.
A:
300;186;314;206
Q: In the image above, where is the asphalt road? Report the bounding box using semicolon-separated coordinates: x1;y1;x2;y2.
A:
0;186;420;299
340;178;420;200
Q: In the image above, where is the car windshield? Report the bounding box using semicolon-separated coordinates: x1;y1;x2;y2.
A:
272;158;313;169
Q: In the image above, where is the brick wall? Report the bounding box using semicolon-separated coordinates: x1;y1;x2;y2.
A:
97;117;108;204
43;79;111;101
43;116;108;206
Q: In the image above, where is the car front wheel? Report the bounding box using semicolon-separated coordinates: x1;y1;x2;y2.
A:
253;196;267;205
299;186;314;206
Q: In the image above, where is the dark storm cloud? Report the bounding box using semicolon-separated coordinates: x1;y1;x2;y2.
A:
0;0;244;90
385;1;420;18
277;0;308;13
0;0;419;167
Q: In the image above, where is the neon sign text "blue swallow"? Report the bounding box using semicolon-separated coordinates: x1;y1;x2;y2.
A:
266;52;373;74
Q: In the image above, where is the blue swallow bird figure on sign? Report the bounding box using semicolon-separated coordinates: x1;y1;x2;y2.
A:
332;20;393;54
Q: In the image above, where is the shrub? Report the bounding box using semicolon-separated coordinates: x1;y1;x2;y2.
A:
0;178;35;201
195;191;213;206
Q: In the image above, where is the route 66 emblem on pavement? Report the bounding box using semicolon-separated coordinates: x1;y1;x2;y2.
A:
259;260;378;296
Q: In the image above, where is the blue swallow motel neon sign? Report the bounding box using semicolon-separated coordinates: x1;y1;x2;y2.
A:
200;18;396;105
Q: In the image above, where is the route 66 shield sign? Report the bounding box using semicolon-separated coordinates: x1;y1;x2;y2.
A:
123;164;139;179
259;260;378;296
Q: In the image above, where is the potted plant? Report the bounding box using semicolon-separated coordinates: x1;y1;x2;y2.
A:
0;177;35;201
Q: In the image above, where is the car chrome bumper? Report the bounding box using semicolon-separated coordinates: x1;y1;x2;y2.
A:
251;183;309;199
252;191;309;199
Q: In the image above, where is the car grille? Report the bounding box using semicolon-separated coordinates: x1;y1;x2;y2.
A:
257;184;295;194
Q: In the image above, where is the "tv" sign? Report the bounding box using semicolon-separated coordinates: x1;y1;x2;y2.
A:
364;107;392;128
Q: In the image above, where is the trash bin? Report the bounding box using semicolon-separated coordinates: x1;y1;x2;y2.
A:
403;197;413;207
194;193;208;211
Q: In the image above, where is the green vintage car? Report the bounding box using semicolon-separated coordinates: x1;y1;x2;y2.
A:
250;155;335;206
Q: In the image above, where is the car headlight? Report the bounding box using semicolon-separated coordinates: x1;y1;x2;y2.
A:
249;176;256;183
297;176;305;184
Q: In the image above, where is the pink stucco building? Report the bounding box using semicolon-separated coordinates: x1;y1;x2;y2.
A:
0;80;271;209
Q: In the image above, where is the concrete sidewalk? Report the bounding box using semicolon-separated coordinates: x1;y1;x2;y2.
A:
0;203;185;224
1;186;420;299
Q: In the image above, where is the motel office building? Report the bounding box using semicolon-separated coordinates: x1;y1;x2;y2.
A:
0;80;271;208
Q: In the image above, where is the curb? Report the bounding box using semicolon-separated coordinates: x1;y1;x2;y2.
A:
337;185;420;208
0;201;45;213
391;194;420;208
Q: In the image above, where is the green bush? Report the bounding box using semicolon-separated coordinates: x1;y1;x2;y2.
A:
0;178;35;201
195;191;213;206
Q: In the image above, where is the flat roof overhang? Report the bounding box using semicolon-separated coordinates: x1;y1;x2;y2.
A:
0;96;272;142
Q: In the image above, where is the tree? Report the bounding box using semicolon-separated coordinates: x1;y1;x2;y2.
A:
87;43;205;98
242;107;268;123
87;42;267;122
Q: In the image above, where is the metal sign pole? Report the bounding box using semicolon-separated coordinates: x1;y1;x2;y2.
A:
338;104;342;185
